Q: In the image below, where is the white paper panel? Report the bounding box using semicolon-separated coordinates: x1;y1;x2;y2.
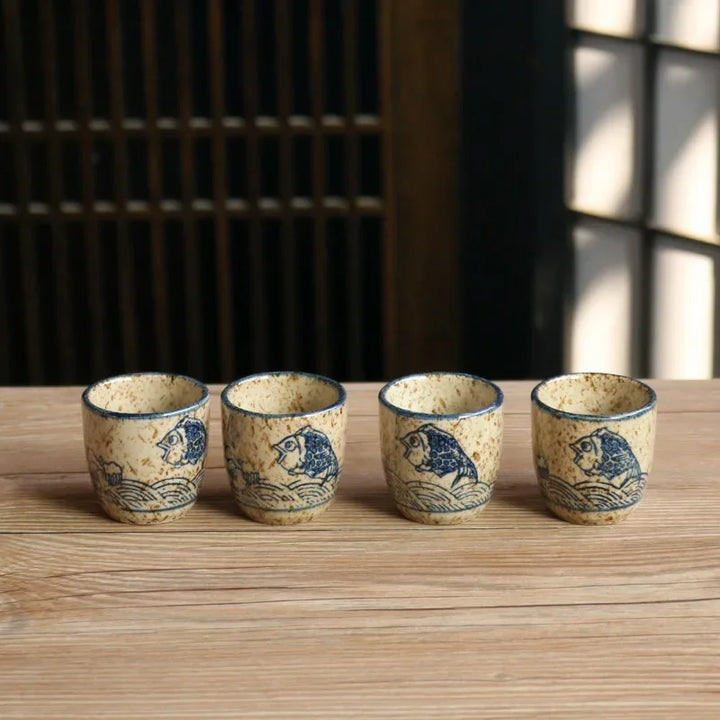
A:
571;39;643;218
651;239;715;378
567;220;640;375
568;0;642;37
656;0;720;51
653;52;719;242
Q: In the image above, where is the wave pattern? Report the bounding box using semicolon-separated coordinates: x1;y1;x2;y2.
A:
387;473;492;514
234;476;335;512
541;472;647;512
90;461;203;513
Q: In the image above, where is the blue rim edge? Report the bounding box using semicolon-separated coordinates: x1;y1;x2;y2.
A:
221;370;347;419
378;372;504;420
531;372;657;422
82;371;210;421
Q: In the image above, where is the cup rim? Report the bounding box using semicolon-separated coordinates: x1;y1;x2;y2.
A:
82;371;210;420
221;370;347;419
378;371;504;420
531;372;657;422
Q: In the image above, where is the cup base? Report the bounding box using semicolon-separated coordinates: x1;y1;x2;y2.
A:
99;501;195;525
545;501;638;525
236;499;333;525
395;502;488;526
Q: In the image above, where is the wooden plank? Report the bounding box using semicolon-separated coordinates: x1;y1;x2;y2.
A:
0;624;715;719
1;381;719;718
381;0;460;376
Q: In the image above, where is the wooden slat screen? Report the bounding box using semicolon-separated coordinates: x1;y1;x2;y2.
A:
0;0;384;384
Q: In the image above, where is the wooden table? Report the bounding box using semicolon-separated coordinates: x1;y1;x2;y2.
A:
1;381;719;718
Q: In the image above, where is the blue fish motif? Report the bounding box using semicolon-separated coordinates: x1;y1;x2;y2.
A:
570;428;641;489
273;425;339;485
399;423;478;488
157;416;206;467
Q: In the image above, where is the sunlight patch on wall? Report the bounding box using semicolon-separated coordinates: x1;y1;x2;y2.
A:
653;53;719;243
568;220;640;375
651;239;715;378
568;0;642;37
656;0;720;52
571;40;643;218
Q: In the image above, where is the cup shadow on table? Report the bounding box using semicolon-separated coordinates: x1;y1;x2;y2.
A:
29;476;107;520
191;466;247;519
335;474;401;520
493;472;553;519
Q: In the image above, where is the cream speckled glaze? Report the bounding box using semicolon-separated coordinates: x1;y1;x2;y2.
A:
222;372;348;525
379;373;504;525
82;373;210;524
531;373;657;525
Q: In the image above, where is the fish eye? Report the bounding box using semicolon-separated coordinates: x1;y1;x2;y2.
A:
580;440;592;452
284;440;295;450
410;436;420;447
167;433;179;445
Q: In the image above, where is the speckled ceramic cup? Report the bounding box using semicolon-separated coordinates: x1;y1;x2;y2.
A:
379;373;504;525
532;372;657;525
82;372;210;524
222;371;348;525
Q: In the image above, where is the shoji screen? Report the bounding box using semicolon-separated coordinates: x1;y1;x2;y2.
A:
567;0;720;378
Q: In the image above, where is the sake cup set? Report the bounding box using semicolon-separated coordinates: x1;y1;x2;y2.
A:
81;370;657;527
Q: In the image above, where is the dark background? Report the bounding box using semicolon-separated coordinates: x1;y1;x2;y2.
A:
0;0;566;385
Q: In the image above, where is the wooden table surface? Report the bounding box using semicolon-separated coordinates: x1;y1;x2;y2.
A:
1;381;719;718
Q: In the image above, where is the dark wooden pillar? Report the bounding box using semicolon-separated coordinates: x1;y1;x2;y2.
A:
381;0;461;377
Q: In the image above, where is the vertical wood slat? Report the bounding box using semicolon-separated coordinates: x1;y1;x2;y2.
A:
0;245;8;381
106;0;137;371
343;0;362;378
40;0;75;382
74;0;106;379
243;0;268;370
176;0;204;378
3;0;44;383
140;1;171;370
208;0;233;379
379;0;398;378
275;0;297;368
310;0;329;375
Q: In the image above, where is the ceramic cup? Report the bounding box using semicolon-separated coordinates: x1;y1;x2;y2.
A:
379;372;504;525
531;372;657;525
82;372;210;524
222;371;348;525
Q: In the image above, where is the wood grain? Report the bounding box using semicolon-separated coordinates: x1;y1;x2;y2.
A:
1;381;719;718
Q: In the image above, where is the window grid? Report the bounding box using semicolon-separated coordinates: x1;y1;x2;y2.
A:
567;0;720;377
